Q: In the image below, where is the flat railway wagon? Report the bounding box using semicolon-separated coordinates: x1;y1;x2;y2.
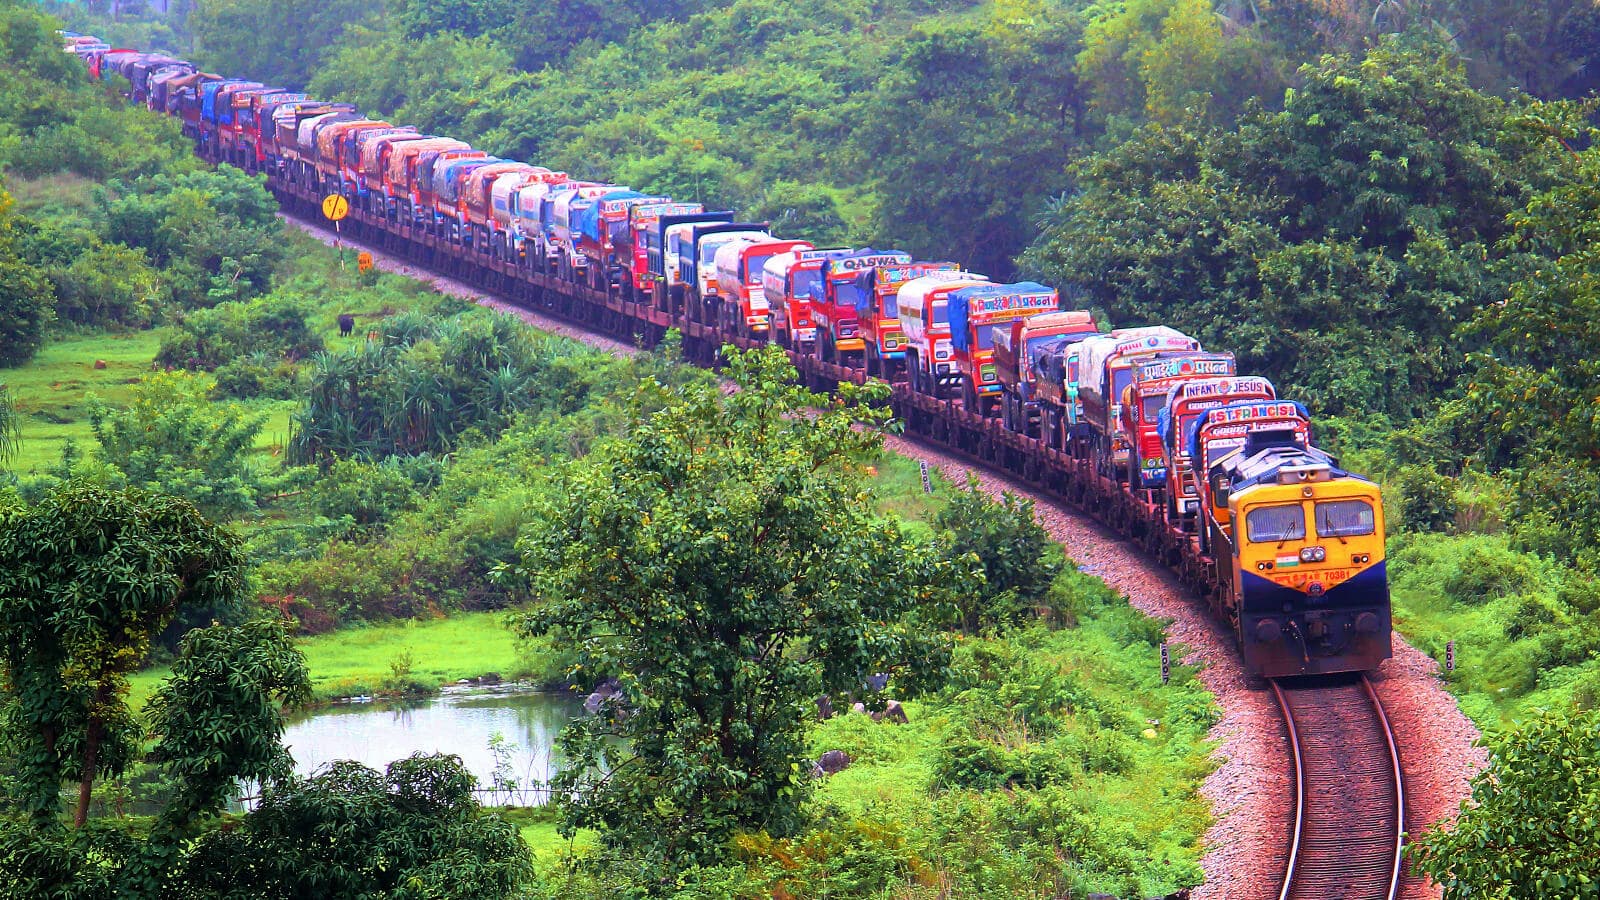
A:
73;37;1392;680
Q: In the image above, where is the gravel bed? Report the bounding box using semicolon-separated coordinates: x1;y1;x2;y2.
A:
281;212;1482;899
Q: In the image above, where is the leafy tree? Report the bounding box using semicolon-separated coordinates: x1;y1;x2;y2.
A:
176;754;537;899
1024;40;1562;418
189;0;377;90
309;456;418;532
860;11;1087;278
513;345;973;868
145;621;311;830
290;311;558;463
48;240;167;328
936;475;1062;632
88;371;268;518
0;190;54;368
0;483;246;827
98;166;283;310
1408;707;1600;898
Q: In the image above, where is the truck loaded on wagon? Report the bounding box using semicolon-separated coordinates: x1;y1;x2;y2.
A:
852;261;956;379
946;282;1061;417
1119;353;1237;491
810;250;909;366
716;236;814;336
763;248;848;350
1076;327;1202;480
993;310;1100;436
897;271;991;398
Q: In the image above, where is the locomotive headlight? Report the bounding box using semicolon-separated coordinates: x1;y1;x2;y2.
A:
1300;546;1326;563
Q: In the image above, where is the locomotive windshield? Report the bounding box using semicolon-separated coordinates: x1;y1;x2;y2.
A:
1315;500;1375;538
1246;504;1305;543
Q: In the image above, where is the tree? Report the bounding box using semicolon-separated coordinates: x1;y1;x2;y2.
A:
176;754;537;899
0;483;247;827
1407;707;1600;898
146;621;311;830
936;475;1062;632
512;345;973;868
88;371;268;518
189;0;377;90
0;190;55;368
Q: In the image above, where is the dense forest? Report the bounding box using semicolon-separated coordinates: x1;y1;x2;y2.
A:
7;0;1600;897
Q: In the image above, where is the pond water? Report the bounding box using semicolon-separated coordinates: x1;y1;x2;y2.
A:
280;684;583;804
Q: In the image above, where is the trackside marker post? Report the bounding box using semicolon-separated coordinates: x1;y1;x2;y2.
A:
1160;642;1170;684
322;194;350;268
919;460;932;493
1446;640;1455;672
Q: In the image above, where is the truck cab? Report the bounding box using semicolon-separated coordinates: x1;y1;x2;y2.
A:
1159;376;1277;523
897;272;992;398
654;212;732;313
1077;327;1203;480
716;238;813;336
993;310;1100;435
811;251;909;366
627;202;701;303
947;282;1062;416
763;249;847;349
683;223;769;324
1118;353;1237;490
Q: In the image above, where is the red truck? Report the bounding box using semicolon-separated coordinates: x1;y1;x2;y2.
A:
993;310;1101;434
851;261;955;379
1118;353;1237;490
1158;376;1277;523
811;250;909;366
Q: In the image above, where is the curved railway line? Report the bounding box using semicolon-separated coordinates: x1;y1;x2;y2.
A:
1274;676;1405;900
277;185;1418;897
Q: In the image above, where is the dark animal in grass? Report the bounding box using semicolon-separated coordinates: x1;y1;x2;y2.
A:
810;750;851;778
338;313;354;337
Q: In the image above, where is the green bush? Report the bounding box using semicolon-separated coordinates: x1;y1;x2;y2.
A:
309;457;418;532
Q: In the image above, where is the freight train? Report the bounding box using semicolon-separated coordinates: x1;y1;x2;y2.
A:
68;36;1392;679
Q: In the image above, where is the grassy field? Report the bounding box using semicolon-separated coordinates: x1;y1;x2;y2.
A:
2;329;164;474
129;608;551;711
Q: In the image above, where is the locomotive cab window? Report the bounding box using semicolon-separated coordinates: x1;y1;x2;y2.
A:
1246;504;1305;543
1314;499;1375;538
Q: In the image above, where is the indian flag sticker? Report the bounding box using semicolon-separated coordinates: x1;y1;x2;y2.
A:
1275;554;1301;568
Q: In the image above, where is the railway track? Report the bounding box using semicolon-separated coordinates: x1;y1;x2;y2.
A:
1273;676;1405;900
278;185;1421;900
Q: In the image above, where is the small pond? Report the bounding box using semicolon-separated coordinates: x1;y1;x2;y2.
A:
280;683;583;804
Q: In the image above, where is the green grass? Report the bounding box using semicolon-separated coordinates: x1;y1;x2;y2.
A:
2;329;164;474
129;608;552;711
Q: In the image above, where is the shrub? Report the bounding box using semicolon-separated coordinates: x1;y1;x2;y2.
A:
935;476;1062;632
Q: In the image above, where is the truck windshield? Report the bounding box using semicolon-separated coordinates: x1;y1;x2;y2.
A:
1141;394;1166;420
931;300;948;328
746;254;776;282
701;240;728;265
879;290;898;318
792;268;823;299
833;280;867;311
976;324;1003;350
1113;366;1132;399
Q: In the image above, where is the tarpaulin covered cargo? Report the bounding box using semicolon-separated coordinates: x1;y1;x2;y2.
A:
947;282;1058;352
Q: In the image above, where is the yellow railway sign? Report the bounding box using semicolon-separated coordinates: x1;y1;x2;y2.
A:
321;194;350;222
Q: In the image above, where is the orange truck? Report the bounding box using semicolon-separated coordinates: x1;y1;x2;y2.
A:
946;282;1062;415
